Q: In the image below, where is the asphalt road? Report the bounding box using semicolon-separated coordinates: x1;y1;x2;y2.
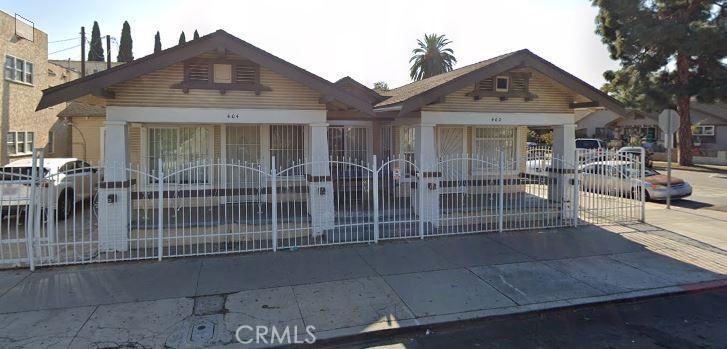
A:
653;168;727;212
315;287;727;349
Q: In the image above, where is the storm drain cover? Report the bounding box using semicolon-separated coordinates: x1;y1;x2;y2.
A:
190;319;215;343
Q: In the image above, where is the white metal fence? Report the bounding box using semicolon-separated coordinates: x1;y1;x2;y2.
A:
1;147;645;269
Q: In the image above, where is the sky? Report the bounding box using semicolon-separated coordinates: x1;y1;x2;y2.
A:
3;0;621;90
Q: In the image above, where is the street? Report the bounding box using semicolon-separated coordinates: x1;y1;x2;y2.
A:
652;168;727;212
318;287;727;349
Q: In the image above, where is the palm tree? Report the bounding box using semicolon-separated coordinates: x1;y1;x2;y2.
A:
409;33;457;81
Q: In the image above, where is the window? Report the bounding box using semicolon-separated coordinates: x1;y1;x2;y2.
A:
472;127;517;168
47;131;54;153
495;76;509;92
146;127;211;183
213;64;232;83
226;126;260;164
5;131;34;155
693;125;715;136
401;126;416;175
6;132;15;155
270;125;304;171
4;56;33;84
328;127;368;162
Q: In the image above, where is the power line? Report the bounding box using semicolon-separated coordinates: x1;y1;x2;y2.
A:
49;44;81;55
48;36;80;44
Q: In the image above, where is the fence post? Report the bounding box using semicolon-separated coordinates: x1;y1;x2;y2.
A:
271;156;278;252
573;150;580;227
640;147;646;222
498;150;504;233
372;155;379;243
25;150;38;271
157;159;164;261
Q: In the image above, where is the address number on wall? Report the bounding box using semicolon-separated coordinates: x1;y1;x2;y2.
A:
490;117;503;122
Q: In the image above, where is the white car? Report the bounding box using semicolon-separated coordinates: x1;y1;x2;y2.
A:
580;160;692;201
0;158;99;219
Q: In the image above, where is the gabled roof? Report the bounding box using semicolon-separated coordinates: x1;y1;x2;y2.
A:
37;30;373;115
334;76;386;105
58;101;106;118
377;49;626;116
691;101;727;121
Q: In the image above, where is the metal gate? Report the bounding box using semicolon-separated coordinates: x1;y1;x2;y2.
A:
1;148;645;269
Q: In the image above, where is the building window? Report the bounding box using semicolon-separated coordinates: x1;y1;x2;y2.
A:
146;127;211;183
693;125;715;136
47;131;55;153
213;64;232;84
226;126;260;165
4;56;33;84
328;126;368;162
473;127;517;169
6;131;34;155
495;76;509;92
270;125;304;171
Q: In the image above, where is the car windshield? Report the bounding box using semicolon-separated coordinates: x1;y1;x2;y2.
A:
576;140;601;149
0;166;49;180
616;165;659;177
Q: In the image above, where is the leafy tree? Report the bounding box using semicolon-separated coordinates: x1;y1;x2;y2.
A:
409;33;457;81
154;31;162;53
373;81;389;91
178;31;186;45
193;30;200;40
87;21;104;61
593;0;727;165
117;21;133;62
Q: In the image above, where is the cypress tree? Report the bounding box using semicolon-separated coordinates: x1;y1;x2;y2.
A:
87;21;104;61
153;31;162;53
117;21;134;62
193;30;200;40
178;31;186;45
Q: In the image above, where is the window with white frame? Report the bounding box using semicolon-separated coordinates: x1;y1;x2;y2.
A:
327;126;368;162
472;127;517;169
6;131;34;155
693;125;715;136
495;76;509;92
146;127;211;183
4;55;33;84
270;125;304;171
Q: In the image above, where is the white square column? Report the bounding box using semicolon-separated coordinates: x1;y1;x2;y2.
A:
548;124;577;219
307;123;335;236
98;120;130;252
413;124;440;227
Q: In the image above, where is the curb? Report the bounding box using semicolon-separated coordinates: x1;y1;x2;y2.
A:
289;279;727;348
652;163;727;175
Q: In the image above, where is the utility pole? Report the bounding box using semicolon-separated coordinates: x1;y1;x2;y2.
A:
106;35;111;69
80;26;86;77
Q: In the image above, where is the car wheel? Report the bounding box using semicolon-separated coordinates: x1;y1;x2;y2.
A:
57;189;74;220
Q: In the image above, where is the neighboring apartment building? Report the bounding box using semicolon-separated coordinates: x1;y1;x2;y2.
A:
0;10;79;165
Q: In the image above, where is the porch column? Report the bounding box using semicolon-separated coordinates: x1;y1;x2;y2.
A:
307;123;335;236
548;124;577;219
414;124;440;227
98;120;130;252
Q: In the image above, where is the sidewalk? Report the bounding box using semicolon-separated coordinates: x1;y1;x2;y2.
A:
652;161;727;174
0;212;726;348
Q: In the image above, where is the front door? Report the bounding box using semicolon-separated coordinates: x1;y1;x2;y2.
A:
438;127;467;194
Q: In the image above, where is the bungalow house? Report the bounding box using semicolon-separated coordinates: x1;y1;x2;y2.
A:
576;101;727;165
34;30;626;260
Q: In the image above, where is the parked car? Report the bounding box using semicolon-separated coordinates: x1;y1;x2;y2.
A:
617;146;653;168
0;158;99;219
580;160;692;201
576;138;608;161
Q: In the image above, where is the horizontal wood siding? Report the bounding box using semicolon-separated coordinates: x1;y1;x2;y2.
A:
108;63;326;110
70;117;104;165
422;68;579;114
